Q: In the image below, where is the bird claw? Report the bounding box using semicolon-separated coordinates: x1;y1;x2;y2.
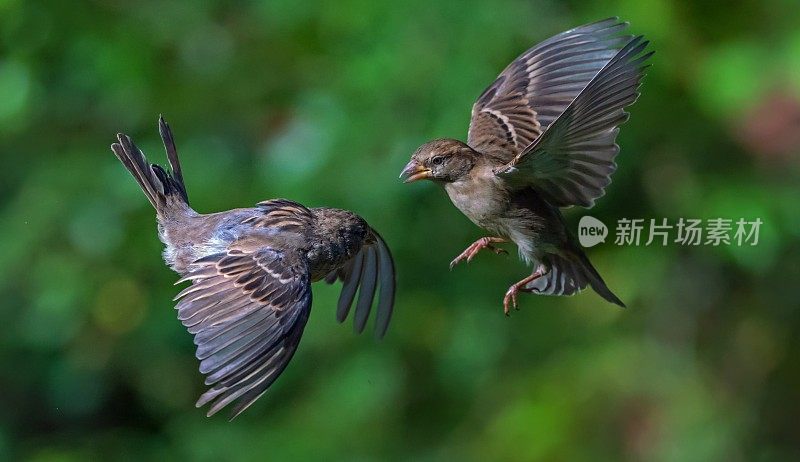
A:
449;254;467;270
449;244;479;269
491;246;509;256
449;237;507;270
503;286;519;316
501;267;547;316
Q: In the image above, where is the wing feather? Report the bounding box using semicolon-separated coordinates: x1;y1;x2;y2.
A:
336;251;364;322
467;18;632;161
325;229;396;339
353;246;378;334
175;245;311;419
373;232;396;339
496;36;652;207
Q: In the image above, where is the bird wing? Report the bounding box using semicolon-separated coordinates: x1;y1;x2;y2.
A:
467;18;632;163
494;36;652;208
325;229;396;339
174;240;312;419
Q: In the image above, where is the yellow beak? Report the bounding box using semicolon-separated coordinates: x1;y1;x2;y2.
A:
399;160;432;183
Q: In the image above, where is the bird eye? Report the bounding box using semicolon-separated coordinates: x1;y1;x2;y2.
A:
431;156;444;166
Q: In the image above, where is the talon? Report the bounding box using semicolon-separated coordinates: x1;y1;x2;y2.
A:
501;266;547;315
489;245;508;256
449;237;507;269
503;286;518;315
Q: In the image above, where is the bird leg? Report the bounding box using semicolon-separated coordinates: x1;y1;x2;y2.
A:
503;266;547;316
449;237;508;269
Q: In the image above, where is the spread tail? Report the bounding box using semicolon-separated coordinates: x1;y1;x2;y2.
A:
525;249;625;307
111;116;189;213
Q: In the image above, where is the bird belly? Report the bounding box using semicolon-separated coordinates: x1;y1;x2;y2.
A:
495;209;564;267
444;178;507;229
443;175;562;267
496;218;540;265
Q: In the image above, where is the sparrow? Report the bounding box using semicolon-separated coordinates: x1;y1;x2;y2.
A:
111;117;395;419
400;18;651;313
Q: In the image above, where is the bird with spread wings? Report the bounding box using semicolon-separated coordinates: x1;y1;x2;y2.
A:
401;18;652;312
111;117;395;418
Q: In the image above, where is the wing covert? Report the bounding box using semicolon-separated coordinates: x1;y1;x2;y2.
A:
468;18;632;162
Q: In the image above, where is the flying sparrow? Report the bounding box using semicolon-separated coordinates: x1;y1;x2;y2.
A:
400;18;651;313
111;117;395;418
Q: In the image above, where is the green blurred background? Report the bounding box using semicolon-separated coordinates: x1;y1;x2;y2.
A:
2;0;800;460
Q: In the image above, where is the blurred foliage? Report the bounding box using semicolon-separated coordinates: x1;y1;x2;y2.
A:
1;0;800;460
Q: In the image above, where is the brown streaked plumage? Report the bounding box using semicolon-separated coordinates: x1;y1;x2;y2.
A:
111;117;395;419
400;18;652;313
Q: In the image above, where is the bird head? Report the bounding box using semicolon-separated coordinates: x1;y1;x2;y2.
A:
399;139;475;184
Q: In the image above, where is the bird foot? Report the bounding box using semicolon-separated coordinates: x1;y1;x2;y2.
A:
449;237;507;269
503;285;521;315
502;267;547;316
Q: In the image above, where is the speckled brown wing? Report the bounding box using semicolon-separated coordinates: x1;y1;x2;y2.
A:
467;18;632;162
496;37;652;208
174;241;312;420
325;230;395;339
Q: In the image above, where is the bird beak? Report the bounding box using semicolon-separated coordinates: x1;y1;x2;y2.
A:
399;160;432;183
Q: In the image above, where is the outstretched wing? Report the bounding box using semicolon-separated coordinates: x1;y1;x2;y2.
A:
325;229;396;339
495;36;652;207
174;242;312;419
467;18;632;162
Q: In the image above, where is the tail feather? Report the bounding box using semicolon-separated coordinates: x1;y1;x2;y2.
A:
576;250;625;307
111;116;189;212
525;250;625;307
158;115;188;203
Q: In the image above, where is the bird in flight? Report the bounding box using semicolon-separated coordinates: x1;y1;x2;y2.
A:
111;117;395;418
400;18;651;313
